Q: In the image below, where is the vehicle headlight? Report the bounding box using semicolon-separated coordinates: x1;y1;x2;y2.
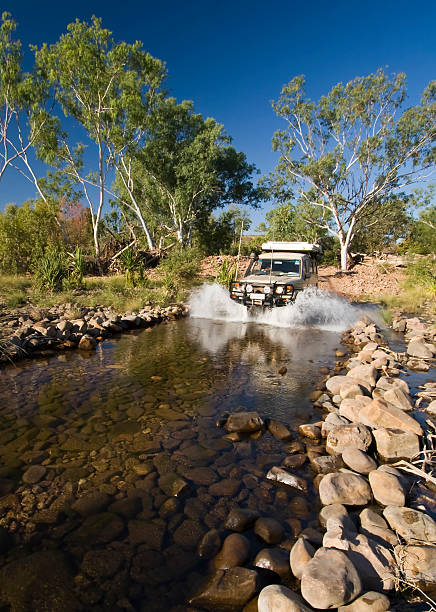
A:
276;286;284;294
246;284;253;292
285;284;294;293
264;286;271;294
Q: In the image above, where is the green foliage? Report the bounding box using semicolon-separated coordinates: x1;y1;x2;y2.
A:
215;259;236;286
271;69;436;270
195;207;251;255
401;185;436;255
405;256;436;292
0;200;63;273
33;246;68;292
159;247;200;298
119;247;142;288
68;247;85;289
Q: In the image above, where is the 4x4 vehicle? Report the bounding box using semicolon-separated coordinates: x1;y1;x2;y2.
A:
229;241;322;308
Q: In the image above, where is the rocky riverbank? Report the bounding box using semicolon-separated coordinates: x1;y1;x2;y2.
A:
0;302;189;365
188;315;436;610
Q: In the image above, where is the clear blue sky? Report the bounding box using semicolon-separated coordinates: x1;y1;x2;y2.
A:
1;0;435;228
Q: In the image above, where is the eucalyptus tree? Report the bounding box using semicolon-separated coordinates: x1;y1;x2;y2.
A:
35;16;166;256
271;69;436;269
0;13;62;220
122;97;262;248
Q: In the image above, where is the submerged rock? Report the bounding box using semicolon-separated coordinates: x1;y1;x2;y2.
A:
189;567;261;610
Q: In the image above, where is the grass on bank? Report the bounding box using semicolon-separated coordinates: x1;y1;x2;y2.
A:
376;256;436;321
0;248;203;312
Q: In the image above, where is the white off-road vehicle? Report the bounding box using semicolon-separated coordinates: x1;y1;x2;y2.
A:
229;241;322;308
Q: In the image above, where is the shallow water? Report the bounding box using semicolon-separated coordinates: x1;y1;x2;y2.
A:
0;293;426;611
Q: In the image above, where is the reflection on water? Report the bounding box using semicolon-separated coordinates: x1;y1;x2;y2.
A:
0;317;342;611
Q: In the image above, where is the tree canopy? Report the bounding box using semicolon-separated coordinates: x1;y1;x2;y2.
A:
270;69;435;269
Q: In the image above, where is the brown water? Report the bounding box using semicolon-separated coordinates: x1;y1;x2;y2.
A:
0;317;350;611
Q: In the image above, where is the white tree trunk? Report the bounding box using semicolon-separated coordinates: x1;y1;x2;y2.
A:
340;242;348;271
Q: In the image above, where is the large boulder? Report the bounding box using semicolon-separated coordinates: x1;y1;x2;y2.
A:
347;364;378;387
323;525;396;591
383;506;436;543
376;376;409;394
327;376;372;395
258;584;313;612
319;472;372;506
368;466;406;507
339;396;372;422
342;448;377;474
394;544;436;593
225;412;264;433
326;423;372;455
407;337;434;359
337;591;390;611
373;428;420;462
383;387;413;411
359;399;423;436
300;547;362;609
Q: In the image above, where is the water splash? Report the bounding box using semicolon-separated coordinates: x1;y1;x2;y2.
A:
189;283;359;331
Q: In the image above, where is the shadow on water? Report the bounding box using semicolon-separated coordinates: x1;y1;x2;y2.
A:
0;294;427;610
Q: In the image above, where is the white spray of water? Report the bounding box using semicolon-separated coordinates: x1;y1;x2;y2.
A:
189;283;359;331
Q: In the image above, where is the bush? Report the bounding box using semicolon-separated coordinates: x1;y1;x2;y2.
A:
159;247;201;298
215;259;235;286
33;247;68;292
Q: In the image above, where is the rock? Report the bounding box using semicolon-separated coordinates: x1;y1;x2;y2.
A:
189;567;261;610
368;467;406;507
339;396;372;422
319;472;372;506
383;387;414;411
310;454;344;474
78;334;97;350
198;529;222;559
298;423;321;439
373;428;420;462
158;472;189;497
22;465;46;484
337;591;390;611
254;517;284;544
427;400;436;417
173;518;206;549
407;338;434;359
359;508;388;529
253;547;290;579
225;412;264;433
327;375;372;395
81;549;123;579
342;448;377;474
319;503;348;528
322;413;349;437
267;419;293;441
214;533;251;569
301;547;361;609
258;584;313;612
266;466;308;493
0;551;80;611
323;527;396;591
282;454;307;469
383;506;436;542
224;507;259;532
290;537;315;579
128;519;165;548
359;399;423;435
67;512;124;546
347;364;378;387
340;382;365;399
71;491;110;517
209;478;240;497
376;376;409;394
394;544;436;591
326;423;373;455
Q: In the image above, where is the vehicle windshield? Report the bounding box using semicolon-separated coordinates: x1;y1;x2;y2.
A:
249;258;301;276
